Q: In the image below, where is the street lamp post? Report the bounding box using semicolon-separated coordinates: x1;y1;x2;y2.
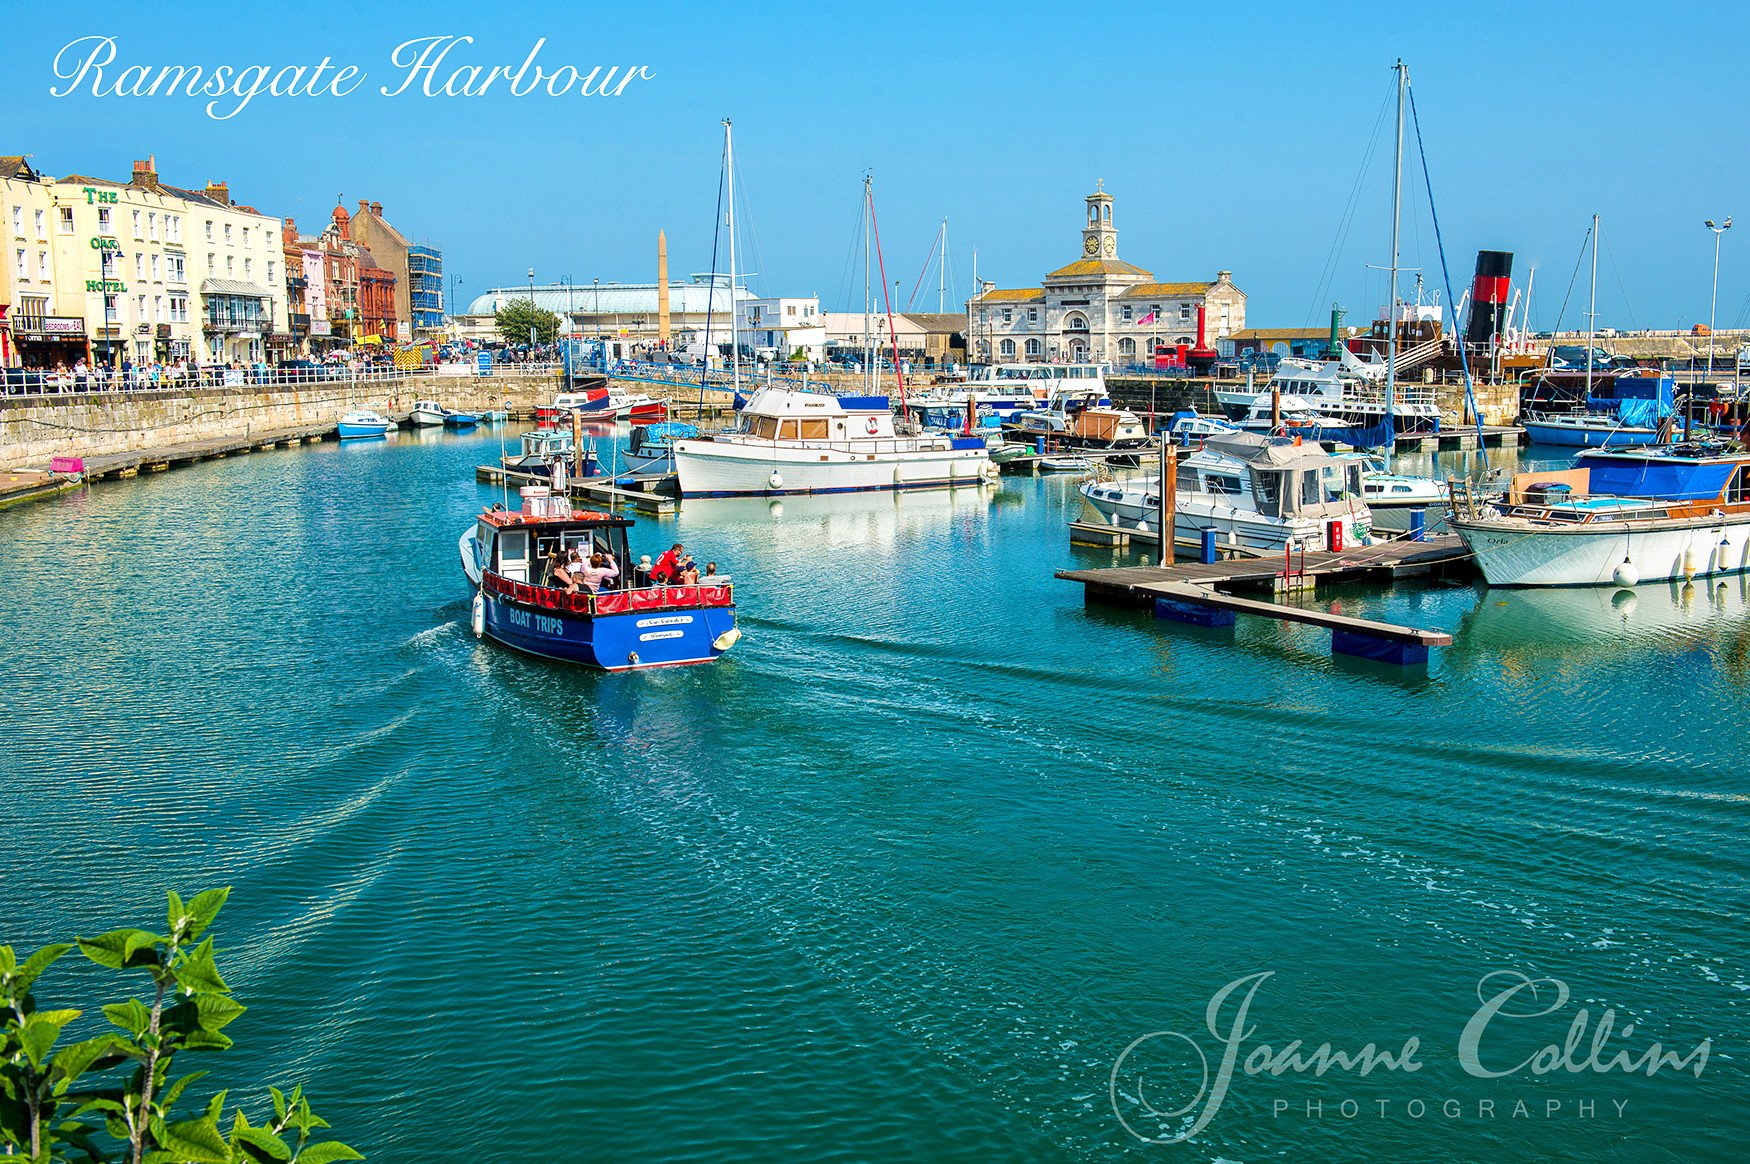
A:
1705;217;1732;382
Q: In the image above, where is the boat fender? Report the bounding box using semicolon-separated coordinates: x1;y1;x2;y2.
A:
627;651;640;667
1682;547;1700;579
713;627;742;652
1612;560;1639;588
471;593;486;636
768;470;783;490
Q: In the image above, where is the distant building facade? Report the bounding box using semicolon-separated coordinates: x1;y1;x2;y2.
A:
824;312;966;366
967;184;1245;365
455;276;755;347
738;296;824;360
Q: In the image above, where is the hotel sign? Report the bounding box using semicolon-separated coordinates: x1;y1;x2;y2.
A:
86;279;126;292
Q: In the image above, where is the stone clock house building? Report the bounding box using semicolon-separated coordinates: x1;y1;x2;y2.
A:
967;184;1245;365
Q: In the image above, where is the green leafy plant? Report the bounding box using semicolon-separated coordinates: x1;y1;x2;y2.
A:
494;298;561;346
1;889;360;1163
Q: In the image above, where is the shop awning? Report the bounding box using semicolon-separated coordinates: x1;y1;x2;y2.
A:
198;278;274;299
356;334;383;345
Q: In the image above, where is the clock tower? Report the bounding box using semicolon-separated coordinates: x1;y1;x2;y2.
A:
1081;180;1117;260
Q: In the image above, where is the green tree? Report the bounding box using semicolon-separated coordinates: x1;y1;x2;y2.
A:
0;889;360;1163
494;298;561;346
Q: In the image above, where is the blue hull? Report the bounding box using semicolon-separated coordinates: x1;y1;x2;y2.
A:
445;414;480;429
1523;422;1657;448
482;592;735;670
337;424;390;439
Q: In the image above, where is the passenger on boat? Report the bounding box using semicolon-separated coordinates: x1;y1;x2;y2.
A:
651;543;686;583
633;556;654;588
579;552;620;593
549;547;578;591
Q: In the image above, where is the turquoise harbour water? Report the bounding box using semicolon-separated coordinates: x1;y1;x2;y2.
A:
2;427;1745;1162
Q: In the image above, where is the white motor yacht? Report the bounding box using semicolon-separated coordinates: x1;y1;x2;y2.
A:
1078;432;1375;552
672;386;995;497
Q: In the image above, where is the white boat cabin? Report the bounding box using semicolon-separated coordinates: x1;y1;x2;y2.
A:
734;386;903;442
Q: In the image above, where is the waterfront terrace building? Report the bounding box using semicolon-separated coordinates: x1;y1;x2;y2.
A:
966;184;1245;366
312;202;399;347
41;158;291;368
2;155;84;369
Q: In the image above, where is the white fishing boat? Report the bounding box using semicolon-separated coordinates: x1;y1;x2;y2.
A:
1078;432;1375;552
1038;454;1093;472
409;399;448;427
672;386;995;497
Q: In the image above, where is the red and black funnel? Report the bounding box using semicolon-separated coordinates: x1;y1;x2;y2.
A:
1465;251;1513;346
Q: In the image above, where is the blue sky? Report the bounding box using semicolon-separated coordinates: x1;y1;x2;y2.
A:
7;1;1747;330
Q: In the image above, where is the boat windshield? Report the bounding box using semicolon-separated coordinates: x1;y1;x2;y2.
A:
1254;470;1283;516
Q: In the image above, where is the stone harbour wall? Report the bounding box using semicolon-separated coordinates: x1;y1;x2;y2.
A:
0;372;558;471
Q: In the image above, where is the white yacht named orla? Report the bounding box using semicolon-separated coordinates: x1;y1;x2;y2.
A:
672;386;996;497
1078;432;1375;552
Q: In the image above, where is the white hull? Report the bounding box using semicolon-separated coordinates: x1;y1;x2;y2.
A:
674;440;992;497
1080;491;1368;552
1452;514;1750;586
410;408;446;427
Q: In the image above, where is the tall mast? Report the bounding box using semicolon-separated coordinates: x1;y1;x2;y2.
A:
1585;213;1599;395
863;174;873;392
1385;59;1405;460
938;218;948;313
724;118;740;399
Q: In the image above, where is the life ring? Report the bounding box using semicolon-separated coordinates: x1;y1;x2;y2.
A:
865;416;880;435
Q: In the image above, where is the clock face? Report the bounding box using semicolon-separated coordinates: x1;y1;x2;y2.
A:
1102;236;1116;256
1084;235;1099;255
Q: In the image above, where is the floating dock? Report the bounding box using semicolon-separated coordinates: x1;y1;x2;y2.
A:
1058;534;1470;594
1391;424;1524;452
1056;534;1472;664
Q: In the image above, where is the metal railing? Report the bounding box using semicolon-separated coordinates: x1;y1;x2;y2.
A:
3;366;413;398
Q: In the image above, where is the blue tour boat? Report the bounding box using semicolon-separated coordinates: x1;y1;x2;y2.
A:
458;497;739;671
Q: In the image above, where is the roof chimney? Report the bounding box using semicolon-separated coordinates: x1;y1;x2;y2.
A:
204;181;229;206
130;157;158;189
357;199;371;218
283;216;297;239
370;201;382;216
